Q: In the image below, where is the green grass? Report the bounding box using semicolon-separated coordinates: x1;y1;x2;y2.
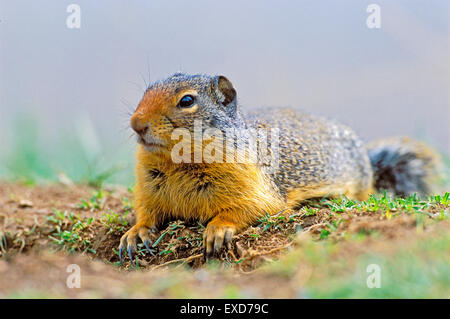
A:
77;189;107;211
319;191;449;216
46;209;96;254
101;209;129;233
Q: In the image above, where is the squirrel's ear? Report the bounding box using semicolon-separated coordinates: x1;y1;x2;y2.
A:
212;75;236;107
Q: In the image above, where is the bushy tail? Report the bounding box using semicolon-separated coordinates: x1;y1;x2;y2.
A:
367;137;442;197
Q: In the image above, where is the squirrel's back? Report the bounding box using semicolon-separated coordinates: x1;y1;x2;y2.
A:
246;107;374;204
247;107;441;201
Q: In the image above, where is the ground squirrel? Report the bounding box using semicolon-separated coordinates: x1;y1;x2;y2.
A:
119;73;440;262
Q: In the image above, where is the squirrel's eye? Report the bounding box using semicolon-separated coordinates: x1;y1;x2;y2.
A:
178;95;195;108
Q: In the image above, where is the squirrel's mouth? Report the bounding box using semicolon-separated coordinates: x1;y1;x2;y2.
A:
138;136;166;150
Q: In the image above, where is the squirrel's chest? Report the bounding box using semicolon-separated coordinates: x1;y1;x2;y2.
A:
146;168;215;196
142;167;226;219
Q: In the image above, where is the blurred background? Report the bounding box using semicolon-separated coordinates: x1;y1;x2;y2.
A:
0;0;449;186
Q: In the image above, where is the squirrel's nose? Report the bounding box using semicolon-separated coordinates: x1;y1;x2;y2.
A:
131;116;149;137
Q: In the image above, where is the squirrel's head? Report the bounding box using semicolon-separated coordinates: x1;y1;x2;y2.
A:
130;73;246;156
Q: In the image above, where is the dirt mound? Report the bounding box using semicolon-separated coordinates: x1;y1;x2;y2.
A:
0;182;449;298
1;182;448;272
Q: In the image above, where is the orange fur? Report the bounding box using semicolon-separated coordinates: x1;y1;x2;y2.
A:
286;183;372;207
134;145;285;230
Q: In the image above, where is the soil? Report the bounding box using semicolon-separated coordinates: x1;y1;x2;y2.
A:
0;182;448;298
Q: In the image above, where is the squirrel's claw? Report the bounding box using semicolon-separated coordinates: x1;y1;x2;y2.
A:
128;245;134;263
119;246;124;265
203;223;236;259
143;239;156;256
118;225;157;265
118;233;128;264
118;232;136;264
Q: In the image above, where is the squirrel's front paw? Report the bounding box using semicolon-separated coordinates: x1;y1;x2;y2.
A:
203;220;237;259
119;223;157;264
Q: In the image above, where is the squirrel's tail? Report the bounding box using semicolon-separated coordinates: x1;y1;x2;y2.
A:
367;137;441;197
